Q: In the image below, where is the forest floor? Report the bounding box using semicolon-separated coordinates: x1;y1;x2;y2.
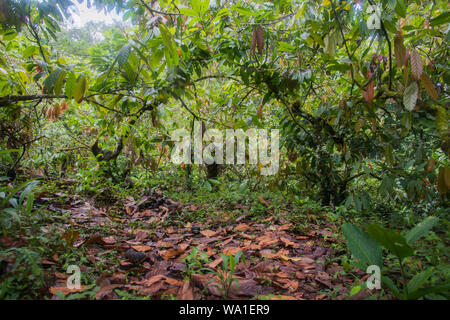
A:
1;179;370;300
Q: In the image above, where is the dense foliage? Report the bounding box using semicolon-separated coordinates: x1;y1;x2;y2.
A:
0;0;448;300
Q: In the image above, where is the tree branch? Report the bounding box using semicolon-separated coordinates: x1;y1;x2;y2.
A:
138;0;181;17
0;94;66;106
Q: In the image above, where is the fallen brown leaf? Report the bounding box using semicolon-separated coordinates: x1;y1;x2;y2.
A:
235;223;250;232
102;236;116;244
280;237;299;248
200;230;217;237
131;245;152;252
164;277;183;287
50;285;87;296
206;257;223;269
61;229;79;247
178;281;194;300
95;284;121;300
159;247;184;260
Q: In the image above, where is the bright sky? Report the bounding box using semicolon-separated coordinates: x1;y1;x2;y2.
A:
69;0;122;27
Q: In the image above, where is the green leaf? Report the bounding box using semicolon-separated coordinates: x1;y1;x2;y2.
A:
342;223;382;267
278;41;295;53
117;44;131;68
220;253;229;271
382;275;401;298
407;268;434;296
23;46;37;58
233;251;244;271
65;72;76;99
74;75;88;103
235;6;257;16
3;30;17;40
26;191;34;215
349;285;362;297
179;8;197;16
4;180;33;204
19;180;39;206
366;224;414;260
123;61;136;82
53;70;66;96
324;31;337;56
3;208;20;224
407;283;450;300
403;82;418;111
230;254;236;273
394;0;406;18
0;149;20;155
430;12;450;26
387;0;397;10
405;216;439;244
158;24;178;67
43;68;63;93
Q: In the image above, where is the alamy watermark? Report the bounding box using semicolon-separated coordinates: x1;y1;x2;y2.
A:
170;121;279;175
366;265;381;290
367;4;381;30
66;265;81;289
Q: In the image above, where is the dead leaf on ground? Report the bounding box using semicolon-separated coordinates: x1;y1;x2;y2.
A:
131;245;152;252
255;234;278;248
235;223;250;232
260;249;278;259
164;277;183;287
222;247;241;256
280;237;299;248
200;229;217;237
159;247;185;260
83;233;104;247
315;293;327;300
282;279;299;293
178;281;194;300
135;230;148;242
278;224;292;231
61;229;79;247
281;255;314;265
102;236;116;244
50;285;87;296
207;257;223;269
95;284;121;300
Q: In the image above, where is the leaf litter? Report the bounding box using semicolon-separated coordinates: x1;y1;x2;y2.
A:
15;190;361;300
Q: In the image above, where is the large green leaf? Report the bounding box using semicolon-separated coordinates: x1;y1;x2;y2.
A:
403;82;418;111
367;224;414;260
158;24;179;67
407;283;450;300
53;70;66;96
65;72;76;99
381;275;401;298
23;46;37;58
342;223;382;267
4;180;35;204
407;268;434;296
74;75;88;103
405;216;439;244
43;68;63;93
18;180;39;206
395;0;406;18
117;44;131;68
430;12;450;26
